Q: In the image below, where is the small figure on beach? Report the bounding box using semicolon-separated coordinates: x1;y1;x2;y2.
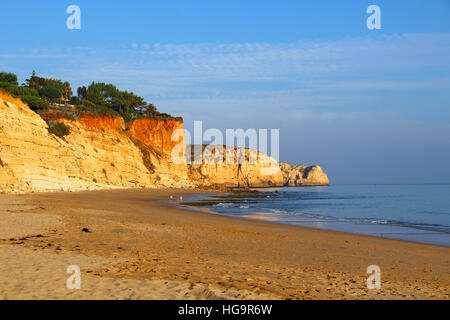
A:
170;195;173;200
179;196;183;201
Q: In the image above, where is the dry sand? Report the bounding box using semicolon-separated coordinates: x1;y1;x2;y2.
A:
0;188;448;300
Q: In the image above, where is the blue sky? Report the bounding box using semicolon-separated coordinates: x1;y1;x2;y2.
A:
1;0;450;183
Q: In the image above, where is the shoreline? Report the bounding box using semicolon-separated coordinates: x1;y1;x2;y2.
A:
181;189;450;248
181;200;450;249
0;188;449;299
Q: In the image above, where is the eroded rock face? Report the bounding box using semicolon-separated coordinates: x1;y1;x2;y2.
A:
51;115;156;190
126;119;191;188
187;146;330;188
279;162;330;186
0;91;76;193
187;145;285;188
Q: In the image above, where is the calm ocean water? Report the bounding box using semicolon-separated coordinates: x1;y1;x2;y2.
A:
193;184;450;247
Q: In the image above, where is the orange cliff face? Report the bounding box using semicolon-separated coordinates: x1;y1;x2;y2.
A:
68;114;125;132
50;114;157;189
126;118;185;155
126;118;191;187
46;114;193;189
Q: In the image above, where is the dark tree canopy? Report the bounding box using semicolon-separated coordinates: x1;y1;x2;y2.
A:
26;71;72;100
0;72;18;86
79;82;148;114
77;86;87;100
39;86;62;101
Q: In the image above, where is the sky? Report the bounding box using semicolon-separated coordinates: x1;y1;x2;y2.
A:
1;0;450;184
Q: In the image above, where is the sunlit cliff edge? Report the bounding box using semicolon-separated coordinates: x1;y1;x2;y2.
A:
0;90;329;193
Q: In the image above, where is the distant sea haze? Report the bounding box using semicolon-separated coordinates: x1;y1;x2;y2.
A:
197;184;450;247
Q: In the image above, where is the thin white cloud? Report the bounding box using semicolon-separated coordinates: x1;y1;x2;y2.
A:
1;32;449;123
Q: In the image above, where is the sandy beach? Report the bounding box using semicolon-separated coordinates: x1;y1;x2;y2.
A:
0;188;449;300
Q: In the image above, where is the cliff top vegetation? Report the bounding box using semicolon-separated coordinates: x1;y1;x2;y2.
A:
0;71;182;122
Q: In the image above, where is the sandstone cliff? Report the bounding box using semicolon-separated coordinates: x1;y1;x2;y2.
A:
187;146;330;188
187;145;285;188
0;90;329;193
125;118;191;187
0;90;192;193
279;162;330;186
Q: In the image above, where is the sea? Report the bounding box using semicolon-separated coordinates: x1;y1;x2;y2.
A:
189;184;450;247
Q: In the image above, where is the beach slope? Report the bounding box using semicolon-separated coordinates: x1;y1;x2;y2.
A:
0;189;448;299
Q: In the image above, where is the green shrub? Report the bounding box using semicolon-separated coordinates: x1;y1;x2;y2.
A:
0;72;18;85
0;82;39;100
20;95;44;110
136;112;183;122
91;104;120;116
78;100;119;117
81;100;96;108
9;86;39;97
47;121;70;138
0;81;17;93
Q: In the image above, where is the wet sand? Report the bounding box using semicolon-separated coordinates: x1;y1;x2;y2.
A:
0;188;449;300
